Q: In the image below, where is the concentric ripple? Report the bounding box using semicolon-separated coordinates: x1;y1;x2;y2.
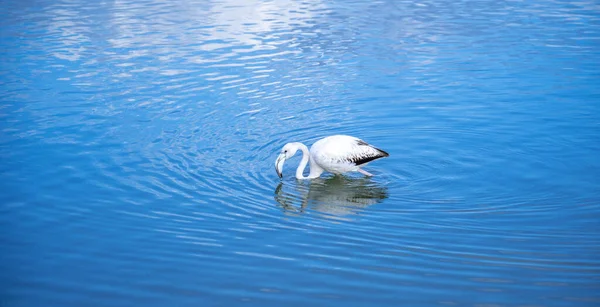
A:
1;0;599;306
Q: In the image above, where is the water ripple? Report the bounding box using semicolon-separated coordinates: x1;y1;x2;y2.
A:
2;0;599;305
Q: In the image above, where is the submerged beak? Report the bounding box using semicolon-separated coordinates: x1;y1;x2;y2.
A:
275;153;285;179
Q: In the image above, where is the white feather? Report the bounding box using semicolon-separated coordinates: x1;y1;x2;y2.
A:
275;135;388;179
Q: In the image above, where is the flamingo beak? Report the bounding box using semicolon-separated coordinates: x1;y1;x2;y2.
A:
275;153;285;179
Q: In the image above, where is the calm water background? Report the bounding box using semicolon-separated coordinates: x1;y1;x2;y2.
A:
1;0;599;306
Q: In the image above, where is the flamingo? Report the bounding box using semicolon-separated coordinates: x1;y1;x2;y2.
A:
275;135;389;179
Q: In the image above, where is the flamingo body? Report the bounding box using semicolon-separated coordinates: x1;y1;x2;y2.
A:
275;135;389;180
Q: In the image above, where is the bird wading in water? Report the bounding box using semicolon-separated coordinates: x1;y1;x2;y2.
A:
275;135;389;179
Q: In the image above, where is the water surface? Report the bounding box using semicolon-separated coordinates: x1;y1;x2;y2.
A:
1;0;599;306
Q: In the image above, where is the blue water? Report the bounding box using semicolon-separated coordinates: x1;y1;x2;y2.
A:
1;0;599;306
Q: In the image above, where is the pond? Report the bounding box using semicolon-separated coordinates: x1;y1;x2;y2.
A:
1;0;599;306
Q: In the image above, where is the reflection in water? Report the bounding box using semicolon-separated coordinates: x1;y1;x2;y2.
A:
274;176;388;218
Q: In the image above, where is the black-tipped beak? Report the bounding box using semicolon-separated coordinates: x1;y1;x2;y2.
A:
275;154;285;179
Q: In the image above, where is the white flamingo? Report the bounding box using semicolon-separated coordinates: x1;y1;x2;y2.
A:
275;135;389;179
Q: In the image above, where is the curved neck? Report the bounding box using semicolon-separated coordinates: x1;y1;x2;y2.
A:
295;143;311;179
295;143;323;180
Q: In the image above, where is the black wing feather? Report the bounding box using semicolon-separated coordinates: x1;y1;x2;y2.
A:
349;139;389;165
